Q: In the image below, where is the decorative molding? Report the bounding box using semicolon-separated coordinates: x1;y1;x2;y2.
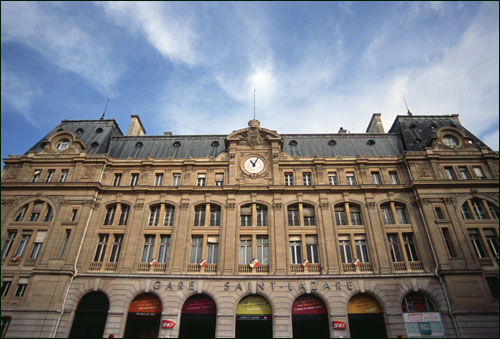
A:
320;202;330;210
273;203;282;210
366;202;376;208
180;203;190;210
226;203;235;210
134;203;144;209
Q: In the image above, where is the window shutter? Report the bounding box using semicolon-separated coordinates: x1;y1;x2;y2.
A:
289;235;301;241
198;173;206;178
207;236;219;243
303;207;314;217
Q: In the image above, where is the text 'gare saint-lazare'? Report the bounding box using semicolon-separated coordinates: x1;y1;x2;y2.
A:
152;280;355;291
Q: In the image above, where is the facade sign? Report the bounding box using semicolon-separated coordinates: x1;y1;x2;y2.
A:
403;313;441;323
347;294;382;314
332;321;347;330
292;295;327;315
161;320;176;329
236;296;272;315
182;295;216;314
129;294;162;314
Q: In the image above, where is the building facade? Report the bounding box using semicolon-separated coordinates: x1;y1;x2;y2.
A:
1;113;498;338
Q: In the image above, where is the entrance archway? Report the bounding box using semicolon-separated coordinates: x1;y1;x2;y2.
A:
124;293;162;338
348;293;387;338
292;294;330;338
402;292;444;337
69;291;109;338
235;295;272;338
179;294;216;338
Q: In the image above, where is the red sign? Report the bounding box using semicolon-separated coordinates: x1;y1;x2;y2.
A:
162;320;176;329
182;295;216;314
332;321;347;330
129;294;162;314
292;295;327;315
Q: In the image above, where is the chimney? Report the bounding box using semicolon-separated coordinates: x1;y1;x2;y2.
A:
366;113;385;134
127;115;146;136
338;127;348;134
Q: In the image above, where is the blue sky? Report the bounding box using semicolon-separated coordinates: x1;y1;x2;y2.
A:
2;1;499;167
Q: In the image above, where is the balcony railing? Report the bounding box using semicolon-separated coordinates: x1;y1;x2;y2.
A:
105;262;118;271
153;263;167;272
256;264;269;273
308;263;321;272
204;263;217;272
359;262;373;272
137;263;150;272
187;263;201;272
409;261;423;270
290;264;304;273
24;258;36;267
238;264;252;273
89;262;102;271
393;262;407;271
479;257;493;266
342;263;356;272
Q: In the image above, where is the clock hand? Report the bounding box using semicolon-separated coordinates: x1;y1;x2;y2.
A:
250;159;257;167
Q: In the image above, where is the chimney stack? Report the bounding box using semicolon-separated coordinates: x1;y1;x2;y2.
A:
127;115;146;136
366;113;385;134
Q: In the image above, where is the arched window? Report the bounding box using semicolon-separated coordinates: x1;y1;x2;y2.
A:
148;204;175;226
380;202;408;225
56;139;70;151
104;203;130;226
69;291;109;338
194;203;221;226
402;292;436;313
288;203;316;226
334;202;363;226
12;201;53;223
240;203;268;226
461;198;497;221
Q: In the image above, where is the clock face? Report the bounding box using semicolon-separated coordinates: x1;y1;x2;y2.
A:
244;156;265;174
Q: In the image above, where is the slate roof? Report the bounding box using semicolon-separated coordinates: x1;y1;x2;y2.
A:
388;115;489;151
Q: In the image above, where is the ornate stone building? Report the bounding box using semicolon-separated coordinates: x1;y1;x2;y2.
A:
1;113;498;338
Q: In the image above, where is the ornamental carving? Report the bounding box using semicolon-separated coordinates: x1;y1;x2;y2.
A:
247;120;261;147
273;203;282;210
226;203;235;210
320;202;330;210
417;163;432;178
134;203;144;209
366;202;376;208
82;166;96;178
180;203;190;210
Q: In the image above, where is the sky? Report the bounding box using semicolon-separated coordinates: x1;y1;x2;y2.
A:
2;1;499;167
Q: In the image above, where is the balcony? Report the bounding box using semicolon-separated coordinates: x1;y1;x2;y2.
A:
23;258;37;267
359;262;373;272
238;264;252;273
290;264;304;273
153;263;167;272
187;263;201;272
256;264;269;273
137;263;150;272
409;261;423;270
393;262;407;271
479;257;493;266
89;262;102;271
308;263;321;273
204;263;217;272
342;263;356;272
105;262;118;271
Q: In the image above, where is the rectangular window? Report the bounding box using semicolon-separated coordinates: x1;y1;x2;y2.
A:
328;172;338;185
104;205;116;225
155;173;163;186
289;236;302;264
113;173;122;186
172;174;181;186
381;207;395;224
471;200;487;220
303;207;316;226
335;207;348;226
461;204;473;220
303;173;312;186
444;167;456;180
32;170;41;183
215;173;224;186
2;316;11;336
93;234;109;262
118;205;129;225
256;206;268;226
484;229;499;258
14;232;32;258
285;173;294;186
45;170;55;182
58;230;71;259
403;233;419;261
59;169;69;182
158;235;171;263
207;236;219;264
71;209;78;222
350;206;363;225
469;229;487;258
194;206;206;226
435;207;445;220
257;236;269;264
395;206;408;224
346;172;356;185
109;234;123;263
355;235;370;263
149;206;160;226
240;206;252;226
339;235;352;263
458;167;470;180
387;234;403;262
441;228;457;257
209;208;221;226
190;236;203;264
473;166;485;179
1;278;12;297
142;235;155;262
389;171;400;184
29;231;47;259
197;174;206;187
163;205;175;226
306;236;319;264
240;237;252;264
486;276;499;299
288;207;300;226
14;278;28;297
1;231;17;259
130;173;139;186
371;172;381;185
488;203;498;220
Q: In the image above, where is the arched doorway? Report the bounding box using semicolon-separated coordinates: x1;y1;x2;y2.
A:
69;291;109;338
348;293;387;338
179;294;217;338
402;292;444;337
124;293;162;338
235;295;272;338
292;294;330;338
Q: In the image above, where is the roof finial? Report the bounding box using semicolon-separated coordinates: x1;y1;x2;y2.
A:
253;85;256;121
100;98;110;120
403;96;412;116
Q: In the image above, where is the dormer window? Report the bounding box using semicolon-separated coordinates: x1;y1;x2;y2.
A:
56;139;70;151
442;135;459;148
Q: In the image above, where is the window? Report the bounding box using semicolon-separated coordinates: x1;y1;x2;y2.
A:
113;173;122;186
355;235;370;263
207;236;219;264
303;173;312;186
215;173;224;186
158;235;171;263
172;173;181;186
403;233;419;261
59;169;69;182
240;237;252;264
435;207;445;220
93;234;109;262
149;206;160;226
155;173;163;186
328;172;338;185
240;206;252;226
335;203;363;226
58;230;71;259
45;169;55;182
56;139;70;151
461;203;473;220
381;205;394;224
163;205;175;226
109;234;123;263
484;229;499;258
71;209;78;222
142;235;155;263
256;236;269;264
209;205;221;226
14;207;27;222
32;170;41;183
458;167;470;180
486;276;499;299
2;317;11;337
240;204;268;226
389;171;400;184
444;167;456;180
29;231;47;259
303;205;316;225
350;205;363;225
335;205;348;226
1;278;12;297
285;172;294;186
14;232;32;258
387;234;403;262
194;204;220;226
395;205;408;224
14;278;28;297
441;228;457;257
471;199;487;220
29;202;43;222
194;205;206;226
371;172;381;185
130;173;139;186
288;205;300;226
256;205;268;226
104;205;116;225
1;231;17;259
469;229;487;258
43;205;53;222
190;236;203;264
473;166;485;179
339;235;352;263
381;202;408;224
197;174;206;186
442;135;459;148
289;236;302;264
488;202;499;220
346;172;356;185
118;205;130;225
306;236;319;264
402;293;436;313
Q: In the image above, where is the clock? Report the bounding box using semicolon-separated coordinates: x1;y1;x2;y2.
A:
244;156;265;174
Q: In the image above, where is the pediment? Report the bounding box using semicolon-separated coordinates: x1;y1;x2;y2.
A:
226;120;282;148
39;131;87;154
